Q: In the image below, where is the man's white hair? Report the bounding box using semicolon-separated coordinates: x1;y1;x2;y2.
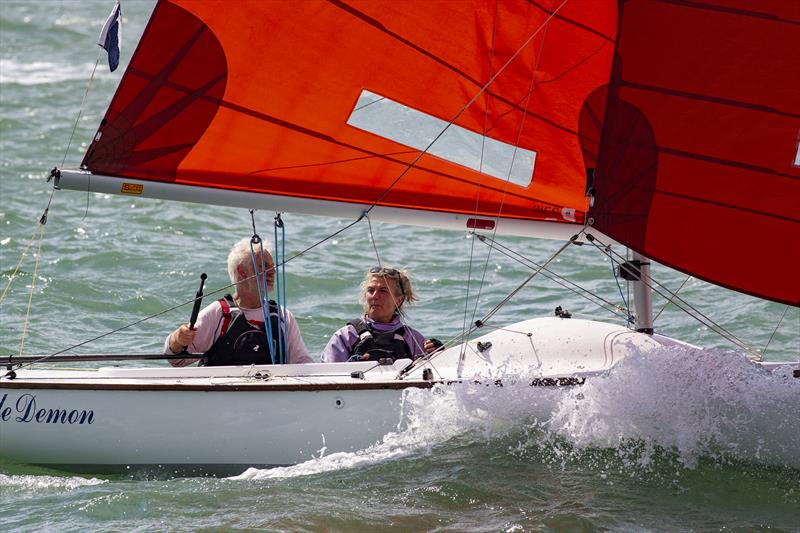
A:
227;237;273;284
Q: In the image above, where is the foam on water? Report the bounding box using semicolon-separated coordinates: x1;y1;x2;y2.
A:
0;58;111;85
233;344;798;480
0;473;106;496
547;345;800;470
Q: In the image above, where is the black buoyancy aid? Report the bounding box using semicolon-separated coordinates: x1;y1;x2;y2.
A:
347;318;411;361
202;295;286;366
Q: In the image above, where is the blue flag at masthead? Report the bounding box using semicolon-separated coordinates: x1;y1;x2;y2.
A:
97;1;122;72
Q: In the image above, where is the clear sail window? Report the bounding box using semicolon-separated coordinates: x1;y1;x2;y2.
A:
347;90;536;187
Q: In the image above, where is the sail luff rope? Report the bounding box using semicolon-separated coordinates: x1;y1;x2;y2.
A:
587;235;761;358
362;0;571;213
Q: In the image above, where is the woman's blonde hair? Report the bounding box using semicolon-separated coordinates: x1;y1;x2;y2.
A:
359;266;417;318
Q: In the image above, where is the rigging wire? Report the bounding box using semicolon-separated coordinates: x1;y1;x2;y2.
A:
586;234;761;358
63;52;105;221
474;234;625;318
460;0;560;370
760;305;789;361
401;232;579;378
653;275;691;323
16;223;46;358
466;17;556;329
0;225;41;305
7;215;366;370
362;215;423;355
460;0;500;359
474;233;579;330
365;214;383;268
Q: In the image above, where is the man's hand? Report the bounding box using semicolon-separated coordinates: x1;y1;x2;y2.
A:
169;324;196;353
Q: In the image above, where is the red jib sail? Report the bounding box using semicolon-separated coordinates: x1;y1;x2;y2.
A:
77;0;799;306
589;1;800;307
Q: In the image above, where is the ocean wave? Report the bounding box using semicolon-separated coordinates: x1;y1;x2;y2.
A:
547;345;800;470
231;343;799;480
0;58;111;85
0;473;106;495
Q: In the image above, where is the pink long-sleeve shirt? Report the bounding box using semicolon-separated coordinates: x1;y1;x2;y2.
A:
165;299;313;365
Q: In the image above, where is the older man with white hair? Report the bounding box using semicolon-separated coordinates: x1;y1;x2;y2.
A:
166;238;312;366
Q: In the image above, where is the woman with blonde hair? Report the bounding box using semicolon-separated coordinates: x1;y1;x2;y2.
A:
321;266;437;362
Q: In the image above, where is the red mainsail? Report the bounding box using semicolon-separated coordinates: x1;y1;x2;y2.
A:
78;0;799;306
82;0;616;224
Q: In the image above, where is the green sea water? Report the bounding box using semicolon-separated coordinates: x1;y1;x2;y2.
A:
1;1;799;531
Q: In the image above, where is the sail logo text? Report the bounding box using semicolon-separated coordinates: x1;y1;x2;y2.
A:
121;183;144;195
0;393;95;425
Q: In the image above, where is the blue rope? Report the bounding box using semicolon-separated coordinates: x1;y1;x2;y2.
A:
273;215;286;364
279;217;287;363
249;236;277;363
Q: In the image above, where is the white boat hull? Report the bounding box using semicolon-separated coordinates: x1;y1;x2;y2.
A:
0;317;693;473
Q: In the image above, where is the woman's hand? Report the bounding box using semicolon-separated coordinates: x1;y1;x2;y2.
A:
424;338;443;354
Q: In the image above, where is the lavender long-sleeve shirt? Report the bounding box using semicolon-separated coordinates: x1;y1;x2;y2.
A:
320;314;426;363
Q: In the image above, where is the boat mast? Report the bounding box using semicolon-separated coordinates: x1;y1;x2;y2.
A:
630;251;653;334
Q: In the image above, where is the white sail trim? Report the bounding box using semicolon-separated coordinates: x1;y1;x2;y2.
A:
56;169;605;242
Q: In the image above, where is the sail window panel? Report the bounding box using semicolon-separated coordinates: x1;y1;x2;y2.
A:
347;90;536;187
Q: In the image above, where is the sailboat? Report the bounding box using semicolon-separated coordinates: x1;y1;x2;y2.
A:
1;0;797;474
